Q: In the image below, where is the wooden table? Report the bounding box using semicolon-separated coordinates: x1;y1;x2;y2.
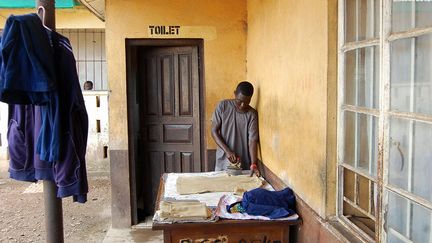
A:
152;174;302;243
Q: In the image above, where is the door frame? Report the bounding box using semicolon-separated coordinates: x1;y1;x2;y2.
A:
125;39;206;224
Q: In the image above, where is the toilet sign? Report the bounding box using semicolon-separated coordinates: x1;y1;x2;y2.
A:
147;25;217;40
149;25;180;35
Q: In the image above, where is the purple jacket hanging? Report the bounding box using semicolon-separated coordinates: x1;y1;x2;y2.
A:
7;104;55;182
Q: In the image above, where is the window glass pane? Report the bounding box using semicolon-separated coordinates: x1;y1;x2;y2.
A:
343;111;378;176
387;191;408;237
415;34;432;114
392;1;432;33
390;38;412;112
390;34;432;115
392;1;415;32
387;191;432;242
389;118;409;190
358;113;378;176
346;0;379;42
345;47;380;109
387;232;405;243
389;118;432;202
344;111;356;167
412;121;432;202
411;200;432;242
417;1;432;30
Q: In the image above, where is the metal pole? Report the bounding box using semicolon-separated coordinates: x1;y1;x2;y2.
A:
35;1;64;243
43;181;64;243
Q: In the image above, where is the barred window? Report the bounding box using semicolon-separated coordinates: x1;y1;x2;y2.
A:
58;29;107;91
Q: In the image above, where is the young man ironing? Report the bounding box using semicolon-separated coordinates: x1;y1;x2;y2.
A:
211;81;259;175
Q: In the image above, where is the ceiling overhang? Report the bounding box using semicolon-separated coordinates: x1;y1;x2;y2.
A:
78;0;105;21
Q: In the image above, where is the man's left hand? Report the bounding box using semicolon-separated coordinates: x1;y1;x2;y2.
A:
249;163;260;177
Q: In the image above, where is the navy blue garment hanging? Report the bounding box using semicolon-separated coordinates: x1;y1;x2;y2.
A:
0;13;55;104
49;31;89;203
0;13;62;163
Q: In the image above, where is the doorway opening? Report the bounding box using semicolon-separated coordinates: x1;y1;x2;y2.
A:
126;39;205;224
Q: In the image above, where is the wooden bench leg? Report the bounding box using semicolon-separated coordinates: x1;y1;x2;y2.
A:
164;230;172;243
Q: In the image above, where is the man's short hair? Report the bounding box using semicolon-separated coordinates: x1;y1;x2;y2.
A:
83;81;93;90
235;81;254;96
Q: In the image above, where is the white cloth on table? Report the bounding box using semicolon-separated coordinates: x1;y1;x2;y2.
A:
158;200;210;220
176;174;263;195
164;171;273;207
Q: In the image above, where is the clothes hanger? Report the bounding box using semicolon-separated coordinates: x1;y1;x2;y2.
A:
37;6;52;31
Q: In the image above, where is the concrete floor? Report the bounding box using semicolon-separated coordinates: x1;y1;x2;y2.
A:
103;217;163;243
103;228;163;243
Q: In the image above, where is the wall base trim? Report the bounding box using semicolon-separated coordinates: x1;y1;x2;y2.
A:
110;149;132;228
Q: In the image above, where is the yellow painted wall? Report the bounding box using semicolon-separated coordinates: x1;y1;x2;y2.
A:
0;7;104;29
105;0;247;150
247;0;337;217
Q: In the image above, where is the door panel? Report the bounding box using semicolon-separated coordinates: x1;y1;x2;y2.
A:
144;57;158;116
163;124;193;143
179;53;193;116
138;46;201;213
161;55;174;115
181;152;193;172
164;152;177;173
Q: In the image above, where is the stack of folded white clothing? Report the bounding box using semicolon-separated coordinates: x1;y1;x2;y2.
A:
176;174;263;195
158;200;211;221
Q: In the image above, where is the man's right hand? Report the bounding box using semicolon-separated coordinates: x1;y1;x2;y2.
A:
226;151;237;163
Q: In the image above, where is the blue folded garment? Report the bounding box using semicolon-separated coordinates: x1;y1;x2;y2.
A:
241;187;296;219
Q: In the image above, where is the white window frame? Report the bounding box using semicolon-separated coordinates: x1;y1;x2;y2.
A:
337;0;432;242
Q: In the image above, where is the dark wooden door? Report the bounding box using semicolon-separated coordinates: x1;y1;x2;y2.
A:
137;46;201;213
